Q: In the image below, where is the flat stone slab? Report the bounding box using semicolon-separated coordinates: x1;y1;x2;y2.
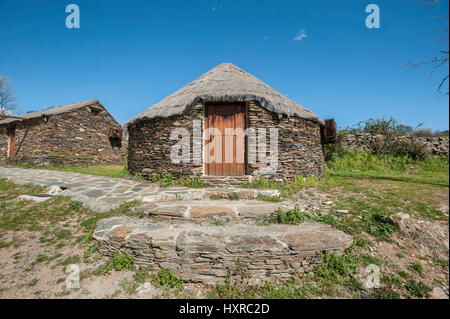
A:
93;216;353;284
134;200;296;220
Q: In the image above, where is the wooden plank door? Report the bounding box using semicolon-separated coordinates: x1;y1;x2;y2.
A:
7;127;15;157
205;102;245;176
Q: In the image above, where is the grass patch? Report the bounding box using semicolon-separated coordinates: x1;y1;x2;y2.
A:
256;195;283;203
151;268;183;291
408;262;424;275
32;164;130;178
266;206;319;225
405;280;432;298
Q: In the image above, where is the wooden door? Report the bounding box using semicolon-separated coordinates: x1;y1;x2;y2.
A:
7;127;15;157
205;102;245;176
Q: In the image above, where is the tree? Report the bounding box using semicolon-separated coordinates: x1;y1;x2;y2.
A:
410;1;449;95
0;76;17;116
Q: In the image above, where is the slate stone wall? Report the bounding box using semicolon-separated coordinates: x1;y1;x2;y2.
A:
127;101;325;180
0;102;126;166
343;133;449;156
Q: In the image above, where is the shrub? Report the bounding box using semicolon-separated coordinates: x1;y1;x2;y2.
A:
371;287;401;299
151;268;183;290
112;250;134;271
178;177;204;188
408;262;424;275
371;136;428;160
160;170;175;187
315;250;360;283
362;212;399;240
323;131;349;163
405;280;432;298
267;206;318;225
69;201;83;210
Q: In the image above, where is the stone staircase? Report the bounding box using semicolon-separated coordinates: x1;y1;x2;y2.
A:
93;186;354;285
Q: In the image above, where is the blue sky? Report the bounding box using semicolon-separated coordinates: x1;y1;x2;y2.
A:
0;0;448;130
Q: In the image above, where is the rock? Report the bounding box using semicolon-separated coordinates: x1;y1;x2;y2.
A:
429;287;448;299
390;212;449;260
18;194;52;203
47;185;65;195
336;209;349;214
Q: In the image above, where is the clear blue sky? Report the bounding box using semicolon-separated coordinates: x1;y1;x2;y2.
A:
0;0;448;130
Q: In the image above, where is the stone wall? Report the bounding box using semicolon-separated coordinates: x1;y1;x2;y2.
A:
93;217;353;284
246;101;324;179
343;133;449;156
127;101;325;181
0;102;126;166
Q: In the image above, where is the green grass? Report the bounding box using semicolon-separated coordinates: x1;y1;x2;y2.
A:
327;151;449;187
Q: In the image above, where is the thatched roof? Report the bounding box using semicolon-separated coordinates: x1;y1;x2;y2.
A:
0;99;105;125
126;63;323;128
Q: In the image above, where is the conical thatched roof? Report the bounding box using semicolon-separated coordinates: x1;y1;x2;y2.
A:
126;63;323;128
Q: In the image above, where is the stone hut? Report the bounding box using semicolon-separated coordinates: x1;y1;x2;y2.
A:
126;63;325;182
0;99;126;166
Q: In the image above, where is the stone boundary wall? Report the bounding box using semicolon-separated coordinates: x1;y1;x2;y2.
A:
343;133;449;156
127;101;325;181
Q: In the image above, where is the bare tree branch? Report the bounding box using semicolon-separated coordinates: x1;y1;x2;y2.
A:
0;76;17;116
411;1;449;95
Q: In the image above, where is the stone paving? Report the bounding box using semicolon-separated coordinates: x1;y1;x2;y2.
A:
0;167;159;212
0;167;283;212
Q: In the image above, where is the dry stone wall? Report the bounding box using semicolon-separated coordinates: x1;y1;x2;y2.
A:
0;102;126;166
127;101;325;181
343;133;449;156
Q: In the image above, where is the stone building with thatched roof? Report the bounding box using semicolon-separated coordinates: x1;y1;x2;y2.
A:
126;63;327;182
0;99;125;166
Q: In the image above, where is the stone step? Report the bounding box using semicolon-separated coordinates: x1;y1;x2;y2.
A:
141;187;280;203
201;175;254;187
133;199;296;220
93;216;354;284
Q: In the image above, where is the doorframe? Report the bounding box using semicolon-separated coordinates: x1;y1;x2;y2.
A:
202;101;247;176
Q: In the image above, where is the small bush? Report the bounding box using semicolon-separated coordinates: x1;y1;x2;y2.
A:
151;268;183;290
267;206;318;225
69;201;83;210
362;212;398;240
405;280;432;298
160;171;175;187
371;287;401;299
151;173;160;183
178;177;204;188
112;250;134;271
315;250;360;283
408;262;424;275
